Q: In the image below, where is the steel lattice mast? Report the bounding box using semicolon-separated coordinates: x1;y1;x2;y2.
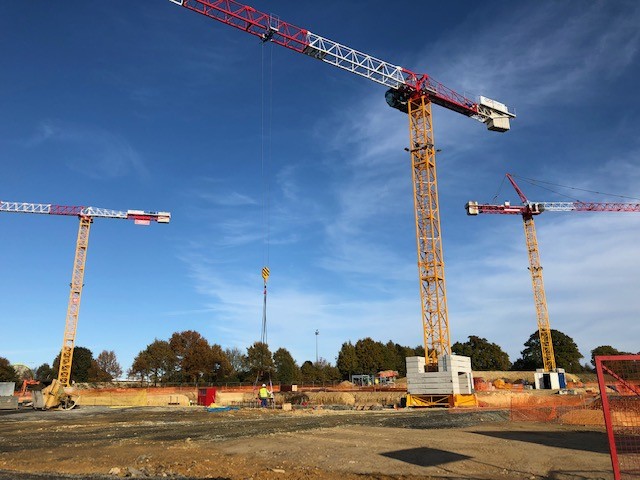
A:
169;0;514;367
466;174;640;372
1;200;170;387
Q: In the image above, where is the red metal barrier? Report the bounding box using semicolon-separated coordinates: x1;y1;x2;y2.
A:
596;355;640;479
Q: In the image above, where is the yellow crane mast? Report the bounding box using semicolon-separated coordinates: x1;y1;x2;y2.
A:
408;97;450;367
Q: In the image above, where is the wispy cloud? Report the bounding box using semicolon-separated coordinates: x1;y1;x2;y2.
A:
173;2;640;365
449;211;640;362
178;249;420;362
25;121;147;179
423;2;640;104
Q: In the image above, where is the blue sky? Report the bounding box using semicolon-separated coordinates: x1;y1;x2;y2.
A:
2;1;639;376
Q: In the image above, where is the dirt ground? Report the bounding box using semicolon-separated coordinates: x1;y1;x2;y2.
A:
0;405;612;480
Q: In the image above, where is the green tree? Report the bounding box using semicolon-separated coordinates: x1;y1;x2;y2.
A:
300;360;317;383
354;338;384;374
394;344;420;376
52;347;94;383
0;357;18;383
590;345;630;369
512;329;584;373
273;347;300;384
452;336;511;371
245;342;274;382
34;363;54;382
315;358;341;383
381;341;403;373
336;342;358;380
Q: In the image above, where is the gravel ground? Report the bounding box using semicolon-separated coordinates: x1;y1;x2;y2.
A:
0;406;611;479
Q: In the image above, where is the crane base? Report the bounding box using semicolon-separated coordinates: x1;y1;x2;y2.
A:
405;393;477;408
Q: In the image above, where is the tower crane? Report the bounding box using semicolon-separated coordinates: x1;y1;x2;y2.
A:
466;174;640;381
168;0;514;402
0;200;170;408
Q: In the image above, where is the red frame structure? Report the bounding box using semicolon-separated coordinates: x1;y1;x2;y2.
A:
595;354;640;479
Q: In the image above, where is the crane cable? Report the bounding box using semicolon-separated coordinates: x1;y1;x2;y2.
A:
494;174;640;203
254;37;274;399
259;32;273;346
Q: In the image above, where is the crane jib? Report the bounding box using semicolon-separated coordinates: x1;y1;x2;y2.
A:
172;0;514;125
0;201;171;223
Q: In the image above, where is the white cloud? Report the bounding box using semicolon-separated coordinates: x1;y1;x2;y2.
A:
178;247;421;363
25;121;147;179
448;212;640;363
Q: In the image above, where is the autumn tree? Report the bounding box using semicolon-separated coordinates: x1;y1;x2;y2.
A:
273;347;300;384
224;347;247;381
0;357;18;383
95;350;123;380
512;329;584;373
129;339;177;385
169;330;214;383
209;344;233;382
452;336;511;371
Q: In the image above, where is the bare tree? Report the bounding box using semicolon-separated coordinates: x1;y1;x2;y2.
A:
95;350;123;380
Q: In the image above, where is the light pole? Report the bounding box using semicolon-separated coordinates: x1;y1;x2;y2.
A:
315;329;319;364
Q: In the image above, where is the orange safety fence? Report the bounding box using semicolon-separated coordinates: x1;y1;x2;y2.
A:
509;394;603;425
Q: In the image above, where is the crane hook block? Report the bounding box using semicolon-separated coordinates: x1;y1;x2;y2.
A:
262;267;270;282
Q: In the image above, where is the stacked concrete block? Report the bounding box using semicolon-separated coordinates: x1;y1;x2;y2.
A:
405;354;474;395
0;382;18;410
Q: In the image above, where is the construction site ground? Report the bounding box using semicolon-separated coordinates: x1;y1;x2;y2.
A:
0;401;612;480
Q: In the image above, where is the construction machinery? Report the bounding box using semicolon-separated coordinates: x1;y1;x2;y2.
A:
466;174;640;387
1;200;170;408
168;0;514;403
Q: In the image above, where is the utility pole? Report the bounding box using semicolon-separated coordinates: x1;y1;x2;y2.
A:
315;329;319;364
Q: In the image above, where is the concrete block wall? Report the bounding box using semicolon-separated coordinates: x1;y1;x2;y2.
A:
406;354;473;395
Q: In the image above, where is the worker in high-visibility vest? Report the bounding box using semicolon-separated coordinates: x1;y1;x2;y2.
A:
258;384;270;407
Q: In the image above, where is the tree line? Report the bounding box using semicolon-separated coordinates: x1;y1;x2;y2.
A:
0;328;636;383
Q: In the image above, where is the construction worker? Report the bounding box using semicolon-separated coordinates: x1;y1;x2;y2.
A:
258;383;270;408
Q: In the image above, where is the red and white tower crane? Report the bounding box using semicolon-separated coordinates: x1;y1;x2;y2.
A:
466;174;640;375
168;0;514;381
1;200;170;408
